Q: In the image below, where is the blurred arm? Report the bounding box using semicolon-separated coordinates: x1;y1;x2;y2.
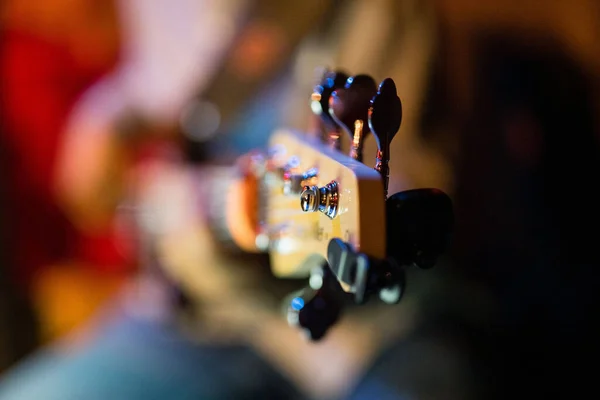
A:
53;0;251;232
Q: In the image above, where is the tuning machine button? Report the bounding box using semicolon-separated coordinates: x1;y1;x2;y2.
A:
369;78;402;199
284;266;343;341
311;69;349;149
283;168;318;195
327;238;405;305
329;75;378;162
300;181;339;219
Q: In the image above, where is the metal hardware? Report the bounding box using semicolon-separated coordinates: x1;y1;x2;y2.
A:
300;181;339;219
329;74;377;162
368;78;402;199
311;69;349;149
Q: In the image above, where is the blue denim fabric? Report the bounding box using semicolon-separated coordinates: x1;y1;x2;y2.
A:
0;311;302;400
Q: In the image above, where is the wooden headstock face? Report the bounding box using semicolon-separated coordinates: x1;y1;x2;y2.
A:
263;129;386;278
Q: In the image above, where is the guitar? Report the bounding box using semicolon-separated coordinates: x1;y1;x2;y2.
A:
136;69;454;342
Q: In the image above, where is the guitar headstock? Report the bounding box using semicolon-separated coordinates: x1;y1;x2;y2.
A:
226;70;453;340
263;129;386;278
133;68;452;342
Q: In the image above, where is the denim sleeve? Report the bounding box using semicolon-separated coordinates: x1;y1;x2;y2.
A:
0;312;303;400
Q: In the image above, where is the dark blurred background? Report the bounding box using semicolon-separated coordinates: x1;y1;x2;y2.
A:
1;0;599;399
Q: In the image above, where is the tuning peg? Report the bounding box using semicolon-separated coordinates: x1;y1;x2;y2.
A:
385;188;453;269
326;238;357;287
329;75;378;162
299;181;339;219
285;266;344;341
311;69;349;149
327;238;404;305
327;238;367;303
368;78;402;199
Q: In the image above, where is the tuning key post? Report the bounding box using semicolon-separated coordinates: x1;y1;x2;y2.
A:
351;120;365;160
368;78;402;198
